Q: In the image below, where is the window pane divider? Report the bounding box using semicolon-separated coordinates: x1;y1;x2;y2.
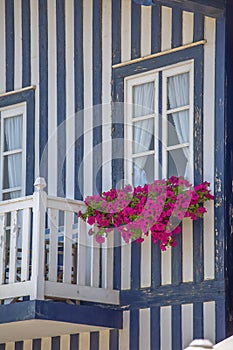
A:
132;150;155;158
3;149;23;156
2;186;22;194
166;143;189;151
132;114;156;122
166;105;190;114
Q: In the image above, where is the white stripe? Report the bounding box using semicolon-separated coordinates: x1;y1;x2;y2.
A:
121;243;131;289
161;306;172;350
121;0;131;62
14;0;22;89
61;334;70;350
161;248;171;285
182;11;194;45
161;6;172;51
99;330;110;350
24;339;32;350
30;0;39;179
47;0;57;196
139;308;150;350
204;301;215;344
140;235;151;288
141;5;152;56
102;0;112;192
41;337;52;350
119;311;130;349
5;343;14;350
83;0;93;198
182;303;193;349
65;0;75;199
79;333;90;350
203;16;216;280
0;0;6;93
182;218;193;282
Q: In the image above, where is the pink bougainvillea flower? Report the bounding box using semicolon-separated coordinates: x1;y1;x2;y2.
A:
96;234;105;244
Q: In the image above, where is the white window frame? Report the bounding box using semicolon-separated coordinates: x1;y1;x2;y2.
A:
124;60;194;185
0;102;27;200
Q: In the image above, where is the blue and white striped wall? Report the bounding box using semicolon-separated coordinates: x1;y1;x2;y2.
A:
0;0;226;349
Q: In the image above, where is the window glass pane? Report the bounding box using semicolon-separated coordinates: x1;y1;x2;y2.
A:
133;154;154;186
167;147;189;179
3;191;21;200
133;119;154;154
3;153;22;189
167;72;189;110
133;82;154;118
4;115;23;151
167;111;189;147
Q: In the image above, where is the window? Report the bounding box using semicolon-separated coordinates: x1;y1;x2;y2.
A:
0;103;26;200
125;61;193;186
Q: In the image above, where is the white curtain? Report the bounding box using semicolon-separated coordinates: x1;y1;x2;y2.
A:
4;115;22;198
133;82;154;186
167;73;190;179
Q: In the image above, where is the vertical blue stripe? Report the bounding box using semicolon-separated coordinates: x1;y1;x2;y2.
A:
93;0;102;195
216;299;226;343
151;243;161;288
130;310;139;350
151;4;161;54
214;17;225;282
5;0;14;91
74;0;84;200
112;0;121;65
109;329;119;350
32;339;41;350
70;334;79;350
131;1;141;59
0;345;5;350
172;7;182;48
131;241;140;289
38;0;48;181
90;332;99;350
52;336;60;350
56;0;66;197
150;306;160;349
172;229;182;285
22;0;31;87
193;302;203;339
15;342;23;350
113;229;121;289
172;305;182;349
194;13;204;42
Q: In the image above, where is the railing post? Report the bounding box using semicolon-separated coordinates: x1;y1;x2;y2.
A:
30;177;47;300
184;339;214;349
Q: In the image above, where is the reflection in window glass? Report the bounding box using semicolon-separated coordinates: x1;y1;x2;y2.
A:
167;147;189;178
167;111;189;147
133;154;154;187
133;119;154;153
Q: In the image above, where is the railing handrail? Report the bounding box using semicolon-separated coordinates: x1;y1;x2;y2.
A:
0;195;33;213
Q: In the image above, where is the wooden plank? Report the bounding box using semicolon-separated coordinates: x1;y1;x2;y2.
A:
63;211;73;284
119;310;130;350
0;0;6;93
161;248;171;285
204;301;215;344
141;5;151;56
45;281;120;305
102;231;113;289
9;211;18;283
121;241;131;290
0;280;32;299
182;303;193;349
182;11;194;45
91;227;100;287
182;218;193;282
140;235;151;288
47;196;86;213
0;214;6;284
139;308;150;350
21;208;31;281
14;0;22;90
161;6;172;51
121;0;131;62
161;306;171;350
77;219;87;285
48;208;59;282
0;196;33;214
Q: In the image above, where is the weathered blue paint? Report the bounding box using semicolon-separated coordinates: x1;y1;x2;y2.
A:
172;7;182;48
32;339;41;350
172;305;182;349
109;329;119;350
74;0;84;200
172;229;182;285
193;302;203;339
194;13;204;42
38;0;48;182
151;4;161;53
113;229;121;290
130;310;139;350
133;0;154;5
0;345;5;350
131;241;141;289
5;0;14;92
150;306;160;349
90;332;99;350
151;244;161;288
22;0;31;87
15;342;23;350
0;88;35;195
56;0;66;197
112;0;121;65
70;334;79;350
52;336;60;350
131;1;141;60
216;298;226;342
93;0;102;195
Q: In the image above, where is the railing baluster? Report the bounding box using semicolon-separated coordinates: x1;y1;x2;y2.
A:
0;214;6;284
91;226;100;287
9;211;18;283
63;211;73;284
48;208;59;282
77;219;87;285
21;208;31;282
102;230;114;289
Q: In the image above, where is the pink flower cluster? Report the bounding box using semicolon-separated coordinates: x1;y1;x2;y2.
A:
78;176;214;251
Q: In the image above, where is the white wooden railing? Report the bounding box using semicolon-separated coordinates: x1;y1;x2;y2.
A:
0;178;119;305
